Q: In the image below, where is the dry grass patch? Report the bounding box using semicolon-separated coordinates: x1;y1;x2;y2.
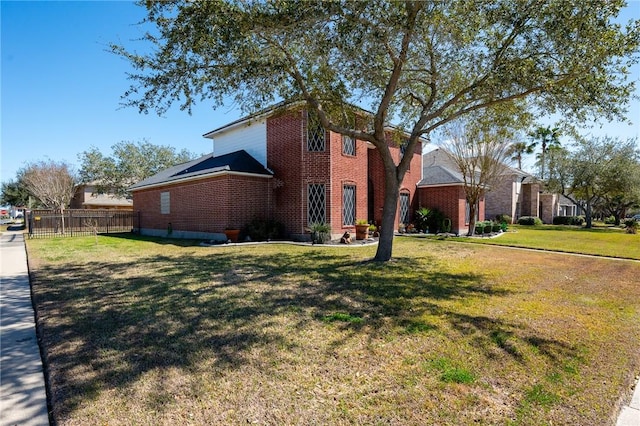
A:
27;235;640;425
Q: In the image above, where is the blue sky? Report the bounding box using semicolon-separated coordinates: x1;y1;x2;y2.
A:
1;1;639;184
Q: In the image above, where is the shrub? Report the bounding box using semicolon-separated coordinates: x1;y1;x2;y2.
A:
625;219;639;234
518;216;543;226
483;222;494;234
474;223;484;235
244;219;285;241
427;208;445;234
553;216;584;226
309;222;331;244
492;223;502;232
604;215;616;225
414;207;431;233
495;214;512;224
442;218;452;233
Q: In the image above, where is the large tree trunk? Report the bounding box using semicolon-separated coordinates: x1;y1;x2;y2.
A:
467;203;478;236
584;202;593;228
374;170;401;262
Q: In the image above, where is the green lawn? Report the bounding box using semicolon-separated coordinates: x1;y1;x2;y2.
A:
452;224;640;260
26;234;640;425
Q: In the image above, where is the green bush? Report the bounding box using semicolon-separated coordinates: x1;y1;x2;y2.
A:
625;219;639;234
483;222;493;234
243;219;285;241
427;208;445;234
414;207;431;233
604;216;616;225
518;216;543;226
495;214;512;224
552;216;584;226
309;222;331;244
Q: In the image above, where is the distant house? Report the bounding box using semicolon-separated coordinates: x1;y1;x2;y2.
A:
70;183;133;210
417;148;485;235
484;166;540;223
129;104;424;240
539;193;582;223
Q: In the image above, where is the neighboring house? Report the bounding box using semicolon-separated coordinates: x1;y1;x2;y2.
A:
539;193;582;224
70;183;133;210
484;166;540;223
417;148;486;235
130;104;423;240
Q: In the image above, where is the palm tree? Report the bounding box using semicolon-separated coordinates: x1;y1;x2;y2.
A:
507;141;536;170
529;126;561;180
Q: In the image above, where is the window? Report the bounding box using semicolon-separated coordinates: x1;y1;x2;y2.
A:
307;110;325;152
399;192;410;225
308;184;326;225
399;139;410;170
342;134;356;156
343;185;356;226
160;192;170;214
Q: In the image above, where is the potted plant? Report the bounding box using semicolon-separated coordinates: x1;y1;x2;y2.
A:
224;227;241;242
309;222;331;244
355;219;369;240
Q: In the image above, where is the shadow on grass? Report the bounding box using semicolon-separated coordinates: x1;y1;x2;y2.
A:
29;241;580;421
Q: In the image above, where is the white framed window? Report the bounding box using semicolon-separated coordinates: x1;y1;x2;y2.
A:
308;184;326;225
342;134;355;156
307;111;325;152
343;185;356;226
160;192;170;214
400;192;410;225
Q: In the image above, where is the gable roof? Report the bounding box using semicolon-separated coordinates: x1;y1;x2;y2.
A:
418;148;471;187
418;165;467;187
129;150;272;192
202;100;429;143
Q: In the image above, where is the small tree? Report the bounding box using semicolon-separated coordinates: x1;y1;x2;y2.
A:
20;160;77;234
440;121;513;236
78;140;197;197
546;136;639;228
1;173;37;208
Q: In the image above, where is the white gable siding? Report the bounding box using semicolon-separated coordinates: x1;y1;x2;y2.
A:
210;119;267;166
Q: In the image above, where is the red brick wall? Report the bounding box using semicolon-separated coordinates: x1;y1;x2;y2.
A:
267;111;306;235
417;185;485;234
328;131;369;235
133;174;271;233
367;138;423;230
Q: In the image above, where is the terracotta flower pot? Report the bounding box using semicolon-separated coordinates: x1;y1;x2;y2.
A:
224;229;240;242
355;224;369;240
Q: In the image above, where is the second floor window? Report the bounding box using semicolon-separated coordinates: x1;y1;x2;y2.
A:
342;134;356;156
307;110;325;152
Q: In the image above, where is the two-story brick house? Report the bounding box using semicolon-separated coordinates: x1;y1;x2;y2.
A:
130;104;423;241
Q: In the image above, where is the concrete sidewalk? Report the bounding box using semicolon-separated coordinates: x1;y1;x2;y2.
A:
0;230;49;426
617;376;640;426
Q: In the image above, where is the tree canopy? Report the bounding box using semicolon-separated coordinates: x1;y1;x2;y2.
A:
114;0;640;260
547;136;640;228
78;140;197;197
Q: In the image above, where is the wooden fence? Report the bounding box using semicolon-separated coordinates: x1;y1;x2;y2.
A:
28;209;137;238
